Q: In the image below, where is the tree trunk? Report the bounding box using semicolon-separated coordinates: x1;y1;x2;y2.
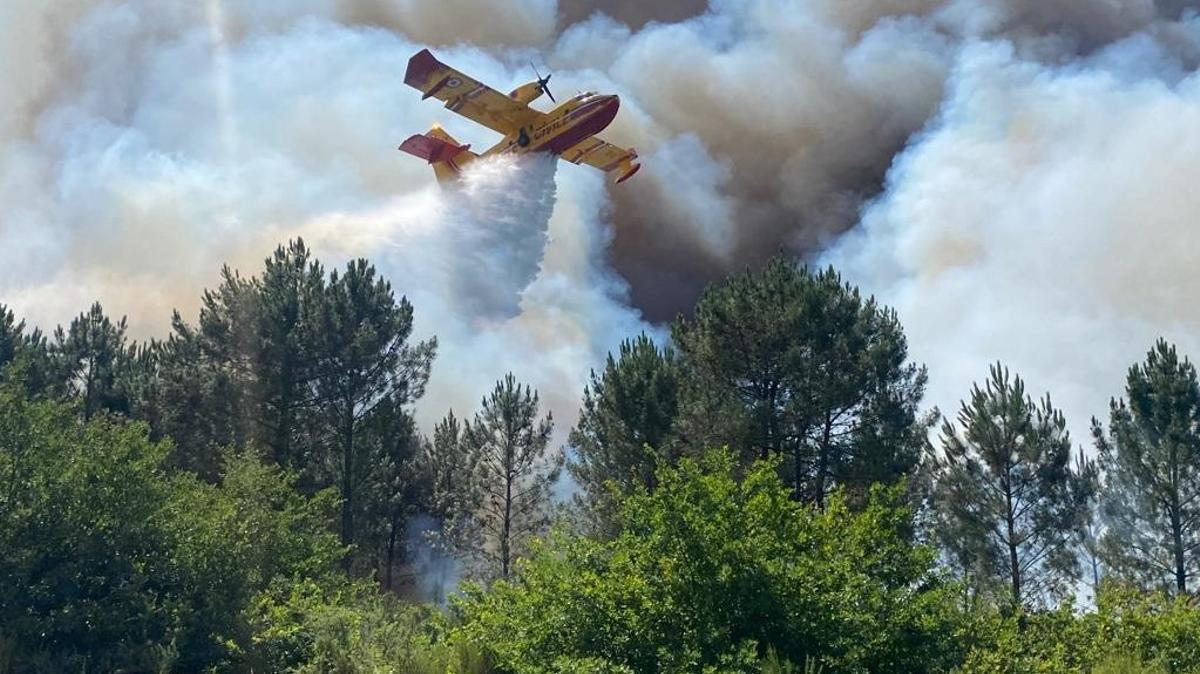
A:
794;442;805;503
340;407;356;559
811;411;833;508
385;518;399;591
764;385;777;462
83;359;96;421
1005;474;1021;607
502;463;513;579
1171;505;1187;594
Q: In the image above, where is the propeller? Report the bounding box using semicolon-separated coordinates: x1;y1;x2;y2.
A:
531;62;556;103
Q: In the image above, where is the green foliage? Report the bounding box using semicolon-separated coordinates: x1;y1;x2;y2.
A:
959;584;1200;673
568;333;683;535
310;256;436;554
13;249;1200;674
457;449;964;673
0;384;342;672
254;239;327;473
416;410;483;596
1094;339;1200;594
142;241;437;578
0;305;53;395
51;302;141;420
463;373;562;581
932;364;1095;608
672;258;930;506
1090;655;1169;674
138;309;245;478
249;580;495;674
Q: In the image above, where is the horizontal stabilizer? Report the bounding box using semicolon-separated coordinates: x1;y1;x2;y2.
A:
398;134;472;165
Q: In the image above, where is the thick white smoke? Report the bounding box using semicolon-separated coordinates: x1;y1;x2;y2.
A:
284;153;647;434
825;34;1200;441
5;0;1200;457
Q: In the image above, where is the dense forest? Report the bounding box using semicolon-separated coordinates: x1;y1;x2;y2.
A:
3;240;1200;673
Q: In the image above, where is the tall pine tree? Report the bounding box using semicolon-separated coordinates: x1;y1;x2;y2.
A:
253;240;326;473
0;305;23;372
0;304;52;395
420;411;482;560
673;257;929;506
144;266;260;477
360;395;424;590
309;258;436;559
1094;339;1200;594
931;364;1094;608
568;334;681;533
465;374;561;581
52;303;136;420
138;313;239;477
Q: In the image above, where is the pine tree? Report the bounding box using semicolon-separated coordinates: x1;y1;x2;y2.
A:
465;374;562;581
673;257;929;506
1094;339;1200;595
360;396;423;590
52;302;137;420
931;364;1095;608
145;266;261;477
253;240;326;473
568;334;681;533
0;305;23;372
156;240;325;481
309;258;436;560
138;313;241;478
413;411;484;598
0;304;52;395
421;411;482;555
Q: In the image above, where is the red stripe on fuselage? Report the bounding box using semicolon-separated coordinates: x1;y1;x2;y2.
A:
544;96;619;152
492;96;621;156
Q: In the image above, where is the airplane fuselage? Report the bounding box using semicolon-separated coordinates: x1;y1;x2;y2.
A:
486;94;620;157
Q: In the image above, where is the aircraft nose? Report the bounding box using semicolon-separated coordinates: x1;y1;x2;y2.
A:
596;95;620;127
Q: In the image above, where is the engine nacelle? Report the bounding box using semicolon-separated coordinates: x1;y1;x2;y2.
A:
508;81;545;105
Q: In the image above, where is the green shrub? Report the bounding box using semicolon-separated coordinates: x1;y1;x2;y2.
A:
959;584;1200;674
0;386;342;672
456;450;966;673
249;580;495;673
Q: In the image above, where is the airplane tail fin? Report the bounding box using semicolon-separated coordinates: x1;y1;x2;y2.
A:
398;126;478;182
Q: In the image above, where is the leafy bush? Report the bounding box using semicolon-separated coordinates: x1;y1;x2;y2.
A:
456;450;966;673
249;579;494;673
959;584;1200;673
0;385;341;672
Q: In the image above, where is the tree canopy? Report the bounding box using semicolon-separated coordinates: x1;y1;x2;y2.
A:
1095;339;1200;595
672;258;929;506
2;243;1197;674
931;364;1095;608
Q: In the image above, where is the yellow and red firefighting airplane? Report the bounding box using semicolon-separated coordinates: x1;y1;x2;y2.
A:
399;49;641;184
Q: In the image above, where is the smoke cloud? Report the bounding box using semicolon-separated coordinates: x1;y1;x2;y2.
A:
4;0;1200;451
824;34;1200;443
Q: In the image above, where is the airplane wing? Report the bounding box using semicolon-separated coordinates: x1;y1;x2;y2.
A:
562;136;641;184
405;49;543;135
